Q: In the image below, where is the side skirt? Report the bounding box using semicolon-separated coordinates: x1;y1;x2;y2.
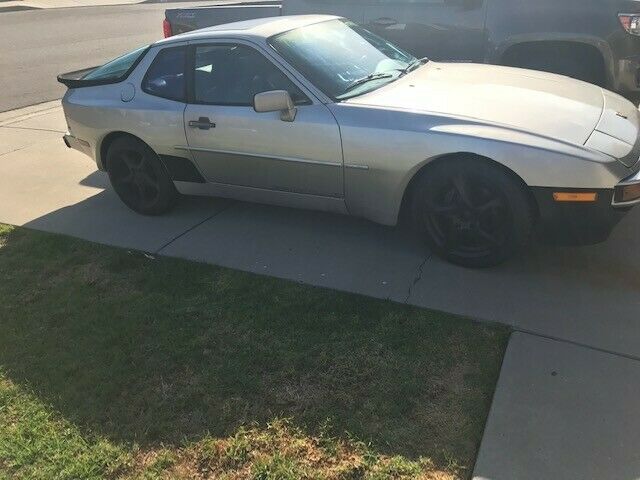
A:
174;180;349;216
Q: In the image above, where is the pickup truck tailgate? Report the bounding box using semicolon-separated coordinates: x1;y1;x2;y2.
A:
166;4;281;36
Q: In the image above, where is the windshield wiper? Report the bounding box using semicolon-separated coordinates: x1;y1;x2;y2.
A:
342;72;394;94
400;57;429;76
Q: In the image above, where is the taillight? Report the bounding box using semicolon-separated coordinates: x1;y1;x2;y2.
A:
619;14;640;36
163;18;173;38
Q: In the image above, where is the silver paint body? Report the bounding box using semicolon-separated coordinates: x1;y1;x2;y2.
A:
62;15;640;226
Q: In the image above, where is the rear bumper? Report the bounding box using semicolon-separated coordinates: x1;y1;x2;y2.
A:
532;187;631;246
62;133;91;156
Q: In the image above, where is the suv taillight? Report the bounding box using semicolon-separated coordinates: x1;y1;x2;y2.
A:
163;18;173;38
619;14;640;35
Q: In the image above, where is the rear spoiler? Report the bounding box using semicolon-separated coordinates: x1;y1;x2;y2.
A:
58;46;150;88
56;66;102;88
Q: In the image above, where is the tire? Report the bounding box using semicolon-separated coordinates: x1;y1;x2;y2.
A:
410;158;533;268
105;136;177;215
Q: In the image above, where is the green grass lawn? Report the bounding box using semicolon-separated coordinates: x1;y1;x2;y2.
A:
0;224;508;480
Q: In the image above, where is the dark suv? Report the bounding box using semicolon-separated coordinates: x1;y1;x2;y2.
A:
165;0;640;96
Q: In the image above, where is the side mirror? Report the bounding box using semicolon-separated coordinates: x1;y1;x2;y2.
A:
253;90;297;122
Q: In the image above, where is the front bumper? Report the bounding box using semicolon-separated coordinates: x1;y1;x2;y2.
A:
533;187;631;246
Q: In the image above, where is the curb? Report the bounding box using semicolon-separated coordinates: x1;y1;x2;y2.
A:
0;101;62;127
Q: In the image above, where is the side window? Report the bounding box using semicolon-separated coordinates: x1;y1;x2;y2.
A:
193;44;309;106
142;46;187;102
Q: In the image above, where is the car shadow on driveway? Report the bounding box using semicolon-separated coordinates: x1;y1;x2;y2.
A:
20;171;640;358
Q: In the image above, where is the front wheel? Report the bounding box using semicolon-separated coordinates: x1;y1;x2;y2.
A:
105;136;177;215
410;158;534;268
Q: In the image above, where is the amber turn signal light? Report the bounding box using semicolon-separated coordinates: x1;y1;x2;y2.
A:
552;192;597;202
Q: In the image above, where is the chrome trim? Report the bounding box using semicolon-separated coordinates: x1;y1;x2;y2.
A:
174;145;342;167
345;164;370;170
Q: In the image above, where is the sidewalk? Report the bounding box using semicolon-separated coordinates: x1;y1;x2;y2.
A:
474;332;640;480
3;101;640;478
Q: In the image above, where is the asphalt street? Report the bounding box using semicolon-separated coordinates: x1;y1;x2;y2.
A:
0;1;215;112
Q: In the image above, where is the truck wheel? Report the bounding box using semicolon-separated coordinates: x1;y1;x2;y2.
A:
106;136;177;215
410;158;533;268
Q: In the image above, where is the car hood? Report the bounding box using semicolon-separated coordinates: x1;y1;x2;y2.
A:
346;62;606;147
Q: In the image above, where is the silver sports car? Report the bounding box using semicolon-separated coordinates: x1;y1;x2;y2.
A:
59;15;640;267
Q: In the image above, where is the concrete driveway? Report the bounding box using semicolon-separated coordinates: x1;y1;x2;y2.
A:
4;101;640;479
2;101;639;357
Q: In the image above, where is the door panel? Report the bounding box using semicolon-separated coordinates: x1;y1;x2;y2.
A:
361;0;488;62
184;104;343;197
184;42;343;198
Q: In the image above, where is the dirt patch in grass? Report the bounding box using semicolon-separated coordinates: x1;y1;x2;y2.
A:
0;224;508;479
153;419;456;479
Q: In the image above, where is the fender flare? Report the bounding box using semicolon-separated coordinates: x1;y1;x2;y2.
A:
488;34;614;88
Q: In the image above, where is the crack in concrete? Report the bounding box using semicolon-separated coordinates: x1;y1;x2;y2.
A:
153;202;235;255
404;253;431;304
513;327;640;363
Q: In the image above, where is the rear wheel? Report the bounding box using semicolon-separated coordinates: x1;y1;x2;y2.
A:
410;158;533;268
105;136;177;215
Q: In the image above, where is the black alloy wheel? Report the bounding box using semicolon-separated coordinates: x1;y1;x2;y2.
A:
411;158;533;267
106;136;177;215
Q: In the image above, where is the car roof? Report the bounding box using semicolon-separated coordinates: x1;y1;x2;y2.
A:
156;14;341;45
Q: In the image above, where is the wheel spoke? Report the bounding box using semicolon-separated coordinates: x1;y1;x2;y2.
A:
137;171;158;190
122;151;143;170
475;197;502;214
442;220;463;248
135;181;147;201
119;170;135;185
452;175;474;208
426;199;461;216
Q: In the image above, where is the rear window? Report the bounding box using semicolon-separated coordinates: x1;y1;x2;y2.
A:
83;45;149;82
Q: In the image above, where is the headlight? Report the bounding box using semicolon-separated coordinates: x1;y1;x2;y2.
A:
619;14;640;36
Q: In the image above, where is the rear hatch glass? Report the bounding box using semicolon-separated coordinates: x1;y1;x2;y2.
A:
57;45;149;88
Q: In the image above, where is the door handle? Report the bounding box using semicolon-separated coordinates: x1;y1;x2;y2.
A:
371;17;398;27
188;117;216;130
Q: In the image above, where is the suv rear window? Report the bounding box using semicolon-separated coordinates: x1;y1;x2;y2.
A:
83;45;149;82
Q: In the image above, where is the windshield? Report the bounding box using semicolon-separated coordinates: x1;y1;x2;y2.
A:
269;19;418;101
83;45;149;82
